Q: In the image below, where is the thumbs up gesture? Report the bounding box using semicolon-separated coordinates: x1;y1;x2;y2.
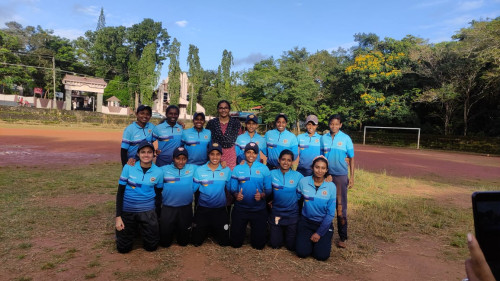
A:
254;188;262;201
236;188;244;201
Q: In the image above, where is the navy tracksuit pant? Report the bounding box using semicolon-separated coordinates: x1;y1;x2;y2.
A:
295;217;333;261
230;206;267;249
332;175;348;242
116;210;159;253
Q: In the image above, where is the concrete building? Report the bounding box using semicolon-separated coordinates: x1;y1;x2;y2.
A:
156;72;205;119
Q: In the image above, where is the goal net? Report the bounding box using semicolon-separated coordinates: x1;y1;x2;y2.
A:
363;126;421;149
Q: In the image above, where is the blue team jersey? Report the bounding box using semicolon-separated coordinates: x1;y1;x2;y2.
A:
230;162;271;211
264;129;298;167
152;122;183;166
193;164;231;208
235;132;267;164
121;122;155;160
161;163;197;207
181;128;211;165
270;169;303;216
297;176;336;236
321;130;354;176
297;132;322;176
118;162;164;213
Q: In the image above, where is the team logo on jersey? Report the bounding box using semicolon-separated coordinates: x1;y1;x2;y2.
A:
256;170;261;175
337;142;343;146
204;135;208;139
283;139;288;144
148;129;152;134
322;190;327;196
219;172;224;177
256;141;259;145
150;177;156;182
289;180;294;184
315;139;319;143
177;128;181;132
185;170;190;174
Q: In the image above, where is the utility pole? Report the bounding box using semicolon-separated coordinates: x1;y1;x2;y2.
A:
52;56;56;108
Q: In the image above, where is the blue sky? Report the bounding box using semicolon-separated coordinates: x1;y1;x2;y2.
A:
1;0;499;80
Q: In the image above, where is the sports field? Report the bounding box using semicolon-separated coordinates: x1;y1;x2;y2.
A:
1;122;499;280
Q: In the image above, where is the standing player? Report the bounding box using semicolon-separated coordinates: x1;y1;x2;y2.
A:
120;105;155;167
321;114;354;249
295;156;336;261
159;147;196;247
152;105;183;167
191;143;232;246
181;112;211;166
296;115;322;176
264;113;298;170
269;149;303;251
115;141;164;253
235;114;266;164
230;142;271;249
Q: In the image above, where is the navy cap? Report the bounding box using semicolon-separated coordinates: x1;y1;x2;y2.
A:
244;142;259;154
275;113;288;123
136;104;152;114
193;112;205;120
246;114;259;124
207;142;223;155
137;140;154;153
173;146;188;158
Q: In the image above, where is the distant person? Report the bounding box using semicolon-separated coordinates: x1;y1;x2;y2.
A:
295;156;336;261
115;141;163;253
120;105;155;167
181;112;211;166
269;149;303;251
152;105;183;167
296;115;321;177
321;114;354;249
235;114;267;164
264;113;298;170
229;142;271;249
159;147;196;247
205;100;243;169
191;143;232;246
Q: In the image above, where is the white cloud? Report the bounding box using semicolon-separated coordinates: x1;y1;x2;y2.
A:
327;41;357;52
53;28;85;40
73;4;100;17
234;53;268;66
175;20;188;27
457;0;484;11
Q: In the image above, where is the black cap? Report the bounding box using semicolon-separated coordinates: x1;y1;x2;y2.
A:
244;142;259;154
246;114;259;124
137;140;154;153
136;104;152;114
275;113;288;123
193;112;205;120
207;143;223;155
173;146;188;158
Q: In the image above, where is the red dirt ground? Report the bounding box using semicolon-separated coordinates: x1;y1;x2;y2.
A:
1;124;499;280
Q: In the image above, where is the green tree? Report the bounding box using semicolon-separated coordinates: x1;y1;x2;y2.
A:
187;44;202;114
96;7;106;31
167;38;181;105
138;43;160;106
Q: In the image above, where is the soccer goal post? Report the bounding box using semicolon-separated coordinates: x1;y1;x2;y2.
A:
363;126;421;149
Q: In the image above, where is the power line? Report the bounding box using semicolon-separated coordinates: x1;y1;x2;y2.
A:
0;62;140;86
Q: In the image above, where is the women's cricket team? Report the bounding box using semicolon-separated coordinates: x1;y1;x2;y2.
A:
116;100;355;261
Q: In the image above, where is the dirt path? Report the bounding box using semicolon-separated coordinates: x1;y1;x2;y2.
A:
2;124;496;280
